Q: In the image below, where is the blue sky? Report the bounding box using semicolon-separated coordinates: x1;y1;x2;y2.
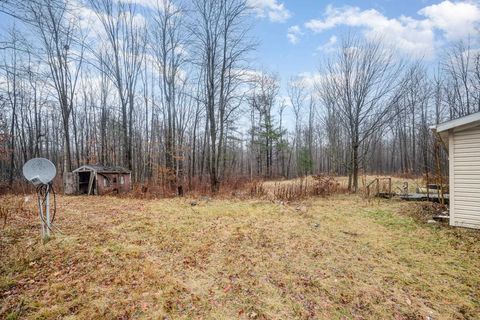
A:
249;0;480;85
1;0;479;89
0;0;478;132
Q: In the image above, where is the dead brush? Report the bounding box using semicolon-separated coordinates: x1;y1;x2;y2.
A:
218;176;252;197
311;175;345;196
0;195;34;228
127;176;254;199
126;182;182;199
0;181;36;195
0;203;7;227
248;180;267;198
256;175;347;201
273;179;310;201
403;202;448;222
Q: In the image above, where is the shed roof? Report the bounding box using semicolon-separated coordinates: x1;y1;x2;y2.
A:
433;112;480;133
73;164;131;174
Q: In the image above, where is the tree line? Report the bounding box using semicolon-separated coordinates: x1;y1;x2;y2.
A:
0;0;479;193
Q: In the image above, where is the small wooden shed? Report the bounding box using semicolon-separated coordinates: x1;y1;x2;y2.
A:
65;164;131;195
434;112;480;229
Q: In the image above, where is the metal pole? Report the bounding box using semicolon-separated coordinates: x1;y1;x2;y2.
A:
45;185;51;238
38;193;45;239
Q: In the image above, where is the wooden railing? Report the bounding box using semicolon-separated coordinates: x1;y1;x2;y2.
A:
365;177;392;199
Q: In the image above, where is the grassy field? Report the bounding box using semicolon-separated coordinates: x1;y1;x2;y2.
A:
1;194;479;319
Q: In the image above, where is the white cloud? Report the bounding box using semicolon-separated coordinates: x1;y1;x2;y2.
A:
295;72;323;89
419;1;480;40
317;35;338;52
119;0;168;11
304;1;480;58
287;25;302;44
248;0;291;23
74;0;149;45
305;5;434;58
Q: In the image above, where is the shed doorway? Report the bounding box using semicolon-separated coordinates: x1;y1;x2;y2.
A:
78;171;94;195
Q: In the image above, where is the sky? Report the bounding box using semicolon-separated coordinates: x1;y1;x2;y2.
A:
248;0;480;85
1;0;479;89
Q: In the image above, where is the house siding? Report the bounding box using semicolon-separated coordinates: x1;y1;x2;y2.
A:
452;125;480;229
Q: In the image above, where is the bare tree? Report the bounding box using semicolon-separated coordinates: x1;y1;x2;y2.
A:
318;35;407;192
190;0;253;192
89;0;146;171
442;40;480;118
150;0;188;193
29;0;84;173
2;28;20;185
249;71;280;178
288;77;307;176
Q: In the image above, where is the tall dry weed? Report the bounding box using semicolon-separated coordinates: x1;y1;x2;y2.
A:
0;195;34;229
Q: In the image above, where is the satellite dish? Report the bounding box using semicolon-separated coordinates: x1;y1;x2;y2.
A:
23;158;56;186
23;158;57;240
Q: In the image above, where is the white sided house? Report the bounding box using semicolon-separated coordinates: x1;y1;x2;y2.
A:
434;112;480;229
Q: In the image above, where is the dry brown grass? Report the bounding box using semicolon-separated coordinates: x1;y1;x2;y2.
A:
1;194;479;319
256;176;347;201
260;175;422;201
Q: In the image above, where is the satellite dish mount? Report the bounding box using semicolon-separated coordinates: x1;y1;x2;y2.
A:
23;158;57;239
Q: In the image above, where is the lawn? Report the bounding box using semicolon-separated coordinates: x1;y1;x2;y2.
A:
1;194;479;319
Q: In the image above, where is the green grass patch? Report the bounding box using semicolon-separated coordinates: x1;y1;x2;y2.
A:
363;208;418;231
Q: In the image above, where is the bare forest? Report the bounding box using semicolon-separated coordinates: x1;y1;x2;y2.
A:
3;2;480;319
1;0;479;194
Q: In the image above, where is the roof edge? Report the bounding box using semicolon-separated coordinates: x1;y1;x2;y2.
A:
73;164;131;173
434;112;480;133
